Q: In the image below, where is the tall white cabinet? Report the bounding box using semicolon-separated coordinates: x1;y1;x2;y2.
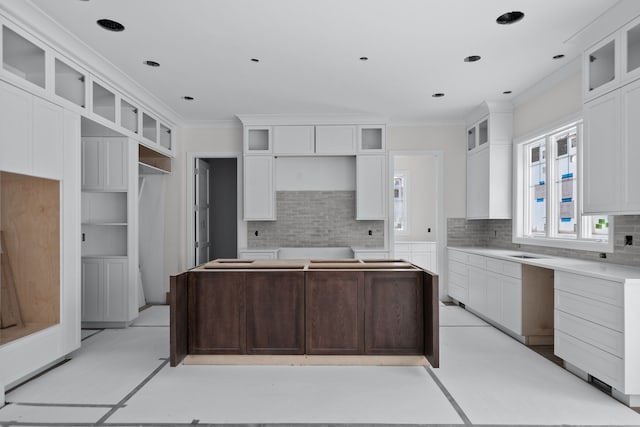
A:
81;137;138;327
583;16;640;215
465;102;513;219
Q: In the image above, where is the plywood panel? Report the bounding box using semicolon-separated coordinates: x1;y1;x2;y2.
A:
0;172;59;326
522;265;554;337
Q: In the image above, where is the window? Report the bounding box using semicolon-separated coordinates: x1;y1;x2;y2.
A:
514;120;612;251
393;173;408;232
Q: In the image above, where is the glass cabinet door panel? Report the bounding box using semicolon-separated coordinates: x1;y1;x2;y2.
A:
589;40;616;92
627;22;640;74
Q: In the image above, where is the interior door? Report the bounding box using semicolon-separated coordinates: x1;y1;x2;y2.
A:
195;159;211;265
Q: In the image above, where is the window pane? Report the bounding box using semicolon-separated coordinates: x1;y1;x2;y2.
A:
528;140;546;235
555;128;577;237
393;175;407;231
583;215;609;240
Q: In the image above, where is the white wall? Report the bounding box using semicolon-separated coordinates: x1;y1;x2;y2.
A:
164;126;242;284
393;155;437;241
513;71;582;139
387;124;466;220
139;174;166;304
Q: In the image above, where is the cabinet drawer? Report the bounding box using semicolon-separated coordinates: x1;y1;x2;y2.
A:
449;270;468;290
448;260;467;276
555;290;623;332
555;330;623;390
555;271;623;307
555;309;624;358
449;282;468;304
467;254;485;268
448;249;468;263
485;258;521;279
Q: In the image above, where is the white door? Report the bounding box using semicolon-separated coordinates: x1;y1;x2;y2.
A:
195;159;211;265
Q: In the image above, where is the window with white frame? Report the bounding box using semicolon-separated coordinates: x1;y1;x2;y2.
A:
393;172;408;232
514;120;612;251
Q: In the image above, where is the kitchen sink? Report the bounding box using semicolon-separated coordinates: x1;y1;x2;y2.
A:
508;254;539;259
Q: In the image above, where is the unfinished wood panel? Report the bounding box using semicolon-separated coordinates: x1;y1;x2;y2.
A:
364;271;423;355
188;272;246;354
306;271;364;355
246;271;304;354
139;144;171;172
522;265;554;338
170;272;189;366
1;231;24;328
424;271;439;368
0;172;59;345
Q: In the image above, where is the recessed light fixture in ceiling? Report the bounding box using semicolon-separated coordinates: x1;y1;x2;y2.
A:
96;19;125;32
503;90;512;94
464;55;481;63
432;93;445;98
360;57;369;61
553;54;565;60
183;96;194;101
496;11;524;25
143;60;160;67
250;58;260;63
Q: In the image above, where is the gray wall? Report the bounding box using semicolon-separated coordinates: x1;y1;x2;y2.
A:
447;216;640;267
248;191;384;248
208;158;237;259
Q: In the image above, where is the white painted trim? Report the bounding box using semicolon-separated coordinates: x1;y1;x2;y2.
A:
237;114;389;126
182;119;242;129
387;120;466;127
185;151;243;268
513;111;583;145
387;150;445;293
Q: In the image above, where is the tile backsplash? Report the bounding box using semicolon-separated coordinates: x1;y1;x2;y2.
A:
248;191;384;248
447;216;640;267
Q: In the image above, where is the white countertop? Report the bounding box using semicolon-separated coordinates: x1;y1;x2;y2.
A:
448;246;640;282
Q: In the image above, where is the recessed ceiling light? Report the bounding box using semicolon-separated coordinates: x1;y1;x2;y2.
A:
503;90;512;95
96;19;125;32
250;58;260;63
183;96;194;101
464;55;481;63
432;93;445;98
496;11;524;25
360;57;369;61
143;60;160;67
553;54;565;60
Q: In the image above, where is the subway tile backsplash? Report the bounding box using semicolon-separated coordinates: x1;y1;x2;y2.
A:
447;216;640;267
248;191;384;248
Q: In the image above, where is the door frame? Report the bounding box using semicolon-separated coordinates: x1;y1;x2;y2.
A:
186;152;242;268
387;150;445;281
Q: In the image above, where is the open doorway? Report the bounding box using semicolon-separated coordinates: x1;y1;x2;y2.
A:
192;157;238;265
388;151;443;277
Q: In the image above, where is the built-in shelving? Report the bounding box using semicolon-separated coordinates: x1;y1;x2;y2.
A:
120;99;138;134
92;82;115;122
142;112;157;142
138;144;171;174
54;59;85;107
2;26;45;88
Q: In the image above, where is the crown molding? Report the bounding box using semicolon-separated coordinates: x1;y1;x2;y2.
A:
181;119;242;129
236;114;389;126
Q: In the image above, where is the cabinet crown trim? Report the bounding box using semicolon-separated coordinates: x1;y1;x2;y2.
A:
237;114;388;126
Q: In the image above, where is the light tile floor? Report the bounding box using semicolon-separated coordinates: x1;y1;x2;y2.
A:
1;305;639;426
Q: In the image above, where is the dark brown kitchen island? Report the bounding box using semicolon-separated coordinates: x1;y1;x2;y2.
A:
170;259;439;367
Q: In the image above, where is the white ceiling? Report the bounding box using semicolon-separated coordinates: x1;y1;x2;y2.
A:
29;0;618;125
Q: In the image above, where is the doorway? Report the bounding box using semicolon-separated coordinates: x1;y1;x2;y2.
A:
388;151;443;277
192;156;238;265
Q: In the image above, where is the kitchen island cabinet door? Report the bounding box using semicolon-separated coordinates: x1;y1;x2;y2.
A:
188;272;246;354
305;271;365;354
364;272;424;354
246;271;305;354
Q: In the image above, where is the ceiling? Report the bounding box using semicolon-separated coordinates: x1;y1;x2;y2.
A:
29;0;618;125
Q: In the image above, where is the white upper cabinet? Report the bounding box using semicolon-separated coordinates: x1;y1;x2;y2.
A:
244;126;272;154
33;96;63;179
2;25;45;90
356;154;386;220
623;17;640;83
243;155;275;220
54;58;85;109
273;125;315;155
357;125;386;153
81;137;128;191
315;125;356;154
465;102;513;219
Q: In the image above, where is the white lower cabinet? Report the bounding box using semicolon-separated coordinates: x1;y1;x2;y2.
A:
81;257;128;324
554;271;640;399
395;241;437;272
467;265;488;316
238;249;278;259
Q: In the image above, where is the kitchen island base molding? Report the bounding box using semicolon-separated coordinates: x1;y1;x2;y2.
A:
183;355;428;366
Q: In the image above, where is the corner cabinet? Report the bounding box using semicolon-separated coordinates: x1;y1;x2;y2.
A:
356;154;386;220
465;102;513;219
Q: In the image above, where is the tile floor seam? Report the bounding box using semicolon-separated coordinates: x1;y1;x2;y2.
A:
424;366;472;425
81;329;104;341
8;402;116;408
94;358;169;425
